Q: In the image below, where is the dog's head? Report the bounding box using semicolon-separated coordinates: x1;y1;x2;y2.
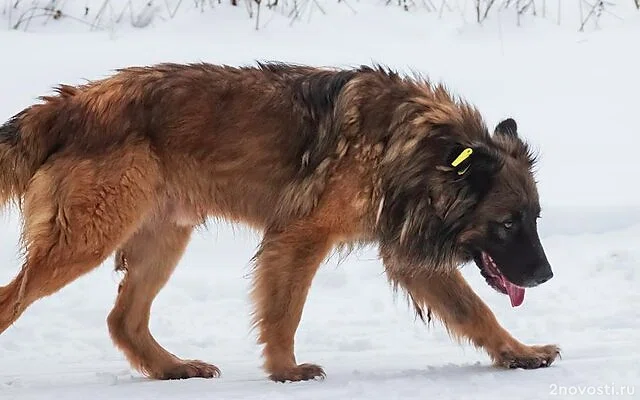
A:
377;116;552;308
451;118;553;307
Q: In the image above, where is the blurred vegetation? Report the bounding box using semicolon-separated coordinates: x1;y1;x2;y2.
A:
1;0;637;32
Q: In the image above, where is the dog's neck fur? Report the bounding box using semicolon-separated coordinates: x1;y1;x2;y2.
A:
333;70;501;274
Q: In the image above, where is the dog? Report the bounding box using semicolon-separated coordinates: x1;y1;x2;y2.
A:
0;62;559;382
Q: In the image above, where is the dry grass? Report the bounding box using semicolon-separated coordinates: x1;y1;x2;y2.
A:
1;0;637;32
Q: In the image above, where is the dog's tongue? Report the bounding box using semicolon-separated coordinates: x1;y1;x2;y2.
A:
503;278;525;307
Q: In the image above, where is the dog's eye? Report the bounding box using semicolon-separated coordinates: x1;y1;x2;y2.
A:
503;220;514;229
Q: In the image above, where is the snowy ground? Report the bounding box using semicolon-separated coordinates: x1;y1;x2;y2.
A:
1;2;639;399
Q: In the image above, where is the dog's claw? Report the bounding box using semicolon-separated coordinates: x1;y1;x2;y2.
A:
269;363;326;382
497;344;560;370
157;359;221;380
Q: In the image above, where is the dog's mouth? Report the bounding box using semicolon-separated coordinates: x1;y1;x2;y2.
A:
474;251;525;308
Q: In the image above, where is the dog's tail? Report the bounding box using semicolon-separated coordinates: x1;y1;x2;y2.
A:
0;87;74;209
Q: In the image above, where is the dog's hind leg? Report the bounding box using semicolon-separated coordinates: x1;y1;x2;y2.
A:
107;216;220;380
0;147;158;334
387;268;560;370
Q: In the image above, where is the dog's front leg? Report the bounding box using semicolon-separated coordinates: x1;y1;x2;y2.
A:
251;223;332;382
388;268;560;369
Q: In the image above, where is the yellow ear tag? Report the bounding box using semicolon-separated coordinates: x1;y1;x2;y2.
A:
451;148;473;175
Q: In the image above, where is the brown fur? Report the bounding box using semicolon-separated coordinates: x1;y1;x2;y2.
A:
0;62;559;381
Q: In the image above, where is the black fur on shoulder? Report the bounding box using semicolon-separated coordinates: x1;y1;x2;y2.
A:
292;68;360;172
292;68;358;121
257;62;361;176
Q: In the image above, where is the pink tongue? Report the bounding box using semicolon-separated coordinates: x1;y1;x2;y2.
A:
502;278;525;307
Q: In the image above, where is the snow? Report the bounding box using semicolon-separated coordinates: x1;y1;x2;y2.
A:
1;1;639;399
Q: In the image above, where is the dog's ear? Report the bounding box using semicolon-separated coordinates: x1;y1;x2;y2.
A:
494;118;518;138
447;143;503;196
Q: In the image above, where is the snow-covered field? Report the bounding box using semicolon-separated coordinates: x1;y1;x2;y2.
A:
1;2;639;399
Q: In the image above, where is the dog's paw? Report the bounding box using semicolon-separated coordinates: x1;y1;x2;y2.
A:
496;344;560;369
158;359;221;380
269;363;326;382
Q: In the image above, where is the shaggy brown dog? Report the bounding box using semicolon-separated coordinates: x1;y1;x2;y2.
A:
0;62;559;382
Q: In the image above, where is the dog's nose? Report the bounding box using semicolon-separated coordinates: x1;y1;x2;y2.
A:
531;265;553;285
